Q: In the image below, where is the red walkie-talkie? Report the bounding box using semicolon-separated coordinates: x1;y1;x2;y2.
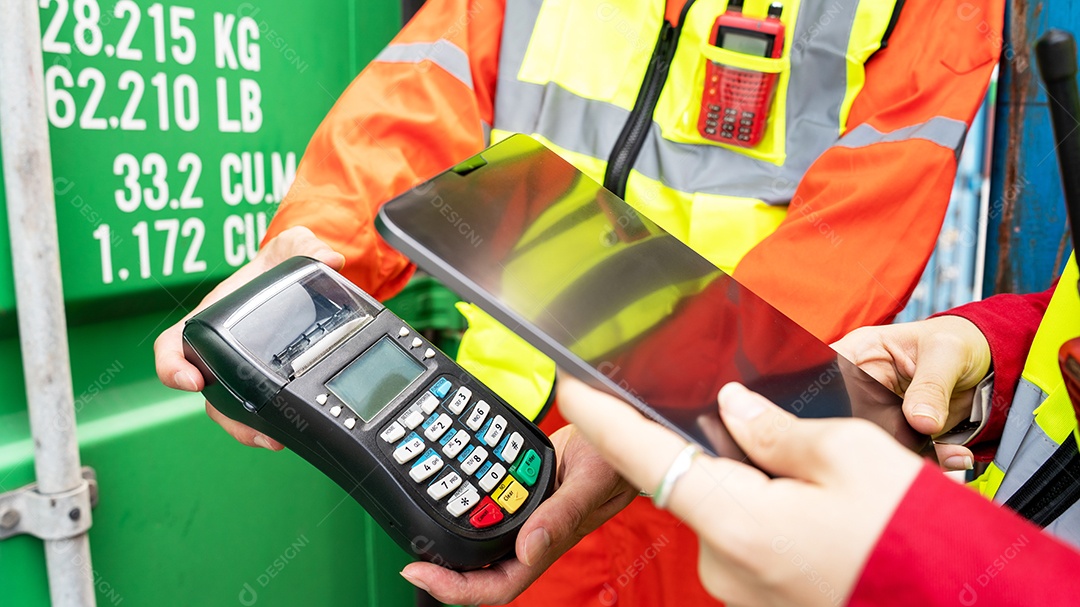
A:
1035;31;1080;409
699;1;785;147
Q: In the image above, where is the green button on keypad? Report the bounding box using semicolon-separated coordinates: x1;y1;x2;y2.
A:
509;449;541;486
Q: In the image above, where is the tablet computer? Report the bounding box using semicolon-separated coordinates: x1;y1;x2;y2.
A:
375;135;925;459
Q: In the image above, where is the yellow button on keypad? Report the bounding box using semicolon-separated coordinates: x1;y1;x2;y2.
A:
493;478;529;514
492;475;513;499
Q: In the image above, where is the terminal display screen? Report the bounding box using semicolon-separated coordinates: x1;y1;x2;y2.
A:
327;337;425;422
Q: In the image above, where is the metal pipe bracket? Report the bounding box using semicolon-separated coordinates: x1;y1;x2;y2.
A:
0;467;98;541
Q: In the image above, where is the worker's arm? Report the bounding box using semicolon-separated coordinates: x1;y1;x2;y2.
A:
934;286;1056;460
831;287;1051;468
263;0;504;301
733;0;1005;344
560;378;1080;607
850;460;1080;607
154;0;504;412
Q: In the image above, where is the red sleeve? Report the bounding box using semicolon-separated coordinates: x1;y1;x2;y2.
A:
849;463;1080;607
733;0;1004;344
263;0;504;301
933;287;1055;460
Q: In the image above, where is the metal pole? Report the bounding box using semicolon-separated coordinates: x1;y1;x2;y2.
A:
0;1;97;606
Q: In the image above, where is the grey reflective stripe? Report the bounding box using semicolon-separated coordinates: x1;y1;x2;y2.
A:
374;40;473;90
991;379;1047;474
985;379;1080;549
988;377;1080;548
495;0;546;134
493;0;892;205
835;117;968;159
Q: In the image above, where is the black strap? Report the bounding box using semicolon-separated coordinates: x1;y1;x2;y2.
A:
1002;432;1080;527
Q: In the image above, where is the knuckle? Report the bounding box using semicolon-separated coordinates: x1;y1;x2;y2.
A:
909;376;951;401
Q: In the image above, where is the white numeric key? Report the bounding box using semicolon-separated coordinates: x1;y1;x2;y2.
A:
442;429;469;458
409;452;444;483
466;400;490;431
478;463;507;493
424;414;452;441
393;435;425;464
427;471;462;500
460;446;488;475
483;415;507;447
448;386;472;414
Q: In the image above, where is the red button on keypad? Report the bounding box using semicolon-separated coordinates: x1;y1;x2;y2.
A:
468;496;504;529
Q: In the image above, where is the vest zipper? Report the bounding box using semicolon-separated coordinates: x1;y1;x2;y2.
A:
603;2;695;199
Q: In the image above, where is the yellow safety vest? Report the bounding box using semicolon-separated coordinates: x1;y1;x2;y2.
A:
459;0;956;420
971;256;1080;544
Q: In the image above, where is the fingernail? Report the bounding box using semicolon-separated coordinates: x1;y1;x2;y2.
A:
910;404;943;427
719;384;764;420
522;528;551;566
400;570;430;593
173;371;196;391
943;455;974;470
253;434;274;450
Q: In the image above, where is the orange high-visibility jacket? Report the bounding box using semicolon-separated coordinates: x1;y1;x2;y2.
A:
264;1;1003;605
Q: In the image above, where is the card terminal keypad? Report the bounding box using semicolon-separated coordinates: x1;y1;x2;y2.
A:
380;374;545;530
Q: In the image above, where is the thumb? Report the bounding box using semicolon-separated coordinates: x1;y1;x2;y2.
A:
514;432;634;567
718;383;837;484
900;345;966;436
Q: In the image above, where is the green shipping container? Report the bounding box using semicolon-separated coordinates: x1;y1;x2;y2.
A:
0;2;433;605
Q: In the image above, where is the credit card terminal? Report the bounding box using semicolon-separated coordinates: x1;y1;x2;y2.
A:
182;257;556;570
699;1;785;146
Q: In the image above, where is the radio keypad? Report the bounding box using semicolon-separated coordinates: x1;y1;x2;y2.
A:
384;375;546;529
329;405;343;418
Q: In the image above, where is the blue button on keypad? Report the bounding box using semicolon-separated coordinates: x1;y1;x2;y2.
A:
430;378;452;399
